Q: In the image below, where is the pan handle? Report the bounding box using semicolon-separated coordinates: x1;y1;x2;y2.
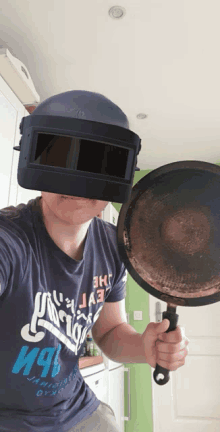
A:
153;306;179;385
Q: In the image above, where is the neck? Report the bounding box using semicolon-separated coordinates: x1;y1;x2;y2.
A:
39;197;91;260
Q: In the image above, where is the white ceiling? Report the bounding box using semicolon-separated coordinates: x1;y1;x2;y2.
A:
0;0;220;170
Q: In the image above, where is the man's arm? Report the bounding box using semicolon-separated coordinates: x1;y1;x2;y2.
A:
92;300;147;363
92;300;189;370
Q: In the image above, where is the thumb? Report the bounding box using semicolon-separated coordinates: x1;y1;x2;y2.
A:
150;318;170;336
144;318;170;342
156;318;170;335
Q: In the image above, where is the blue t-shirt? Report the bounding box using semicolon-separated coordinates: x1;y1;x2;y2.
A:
0;196;127;432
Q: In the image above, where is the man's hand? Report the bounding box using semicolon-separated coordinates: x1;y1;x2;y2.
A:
141;319;189;370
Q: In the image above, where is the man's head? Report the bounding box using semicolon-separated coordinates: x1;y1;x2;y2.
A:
17;90;141;204
37;90;123;224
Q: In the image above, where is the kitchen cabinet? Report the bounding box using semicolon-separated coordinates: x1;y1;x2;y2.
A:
0;75;27;208
79;355;125;432
108;365;124;432
79;356;108;405
82;365;109;406
0;74;40;208
0;91;16;209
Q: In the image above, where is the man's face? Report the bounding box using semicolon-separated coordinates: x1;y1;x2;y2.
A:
41;192;109;225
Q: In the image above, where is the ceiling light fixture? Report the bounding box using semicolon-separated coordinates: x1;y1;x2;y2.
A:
137;113;147;119
108;6;126;19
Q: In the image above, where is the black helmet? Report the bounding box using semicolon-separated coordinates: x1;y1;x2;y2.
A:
15;90;141;203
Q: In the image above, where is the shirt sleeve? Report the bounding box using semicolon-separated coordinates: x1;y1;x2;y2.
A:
105;265;127;303
0;225;27;297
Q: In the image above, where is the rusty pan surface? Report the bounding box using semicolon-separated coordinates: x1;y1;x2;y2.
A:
117;160;220;307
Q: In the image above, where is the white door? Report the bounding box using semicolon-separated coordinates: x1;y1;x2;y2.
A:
149;295;220;432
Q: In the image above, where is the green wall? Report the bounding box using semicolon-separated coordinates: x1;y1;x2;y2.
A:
112;170;153;432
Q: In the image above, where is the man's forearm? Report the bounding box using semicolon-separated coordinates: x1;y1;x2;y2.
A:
96;322;147;364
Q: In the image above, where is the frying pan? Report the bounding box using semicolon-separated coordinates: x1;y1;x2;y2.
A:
117;160;220;385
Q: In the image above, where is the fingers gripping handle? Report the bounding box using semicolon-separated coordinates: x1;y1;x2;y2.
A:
153;308;179;385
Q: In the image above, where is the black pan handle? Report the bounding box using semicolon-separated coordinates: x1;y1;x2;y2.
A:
153;306;179;385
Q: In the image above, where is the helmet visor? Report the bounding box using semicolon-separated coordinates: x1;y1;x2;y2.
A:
32;132;130;179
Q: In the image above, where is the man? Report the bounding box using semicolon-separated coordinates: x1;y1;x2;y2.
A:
0;90;189;432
